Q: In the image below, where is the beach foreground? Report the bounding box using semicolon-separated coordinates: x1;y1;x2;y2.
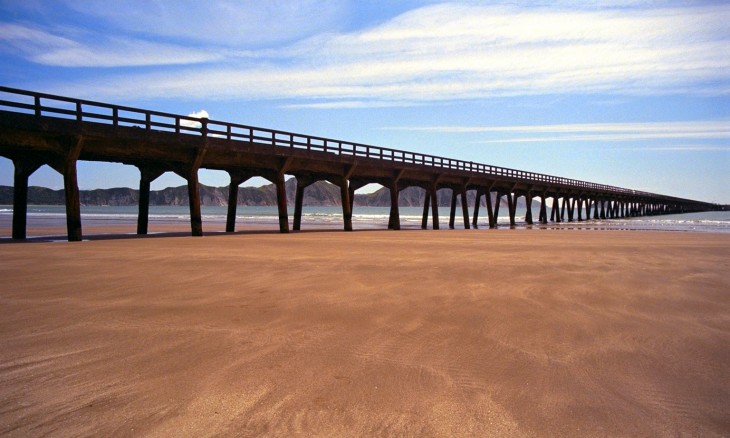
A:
1;229;729;436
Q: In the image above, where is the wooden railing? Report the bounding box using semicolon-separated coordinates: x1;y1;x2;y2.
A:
0;86;702;204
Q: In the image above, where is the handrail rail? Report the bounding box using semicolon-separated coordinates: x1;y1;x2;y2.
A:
0;86;712;206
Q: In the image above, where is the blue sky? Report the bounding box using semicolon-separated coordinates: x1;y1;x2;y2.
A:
1;0;728;203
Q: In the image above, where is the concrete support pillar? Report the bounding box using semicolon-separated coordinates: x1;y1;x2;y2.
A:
551;195;560;223
600;200;606;219
137;167;164;235
539;194;548;224
507;193;517;227
429;185;439;230
472;189;482;228
225;173;251;233
388;181;400;230
348;184;356;220
594;200;600;219
460;190;470;230
561;197;567;221
493;193;502;228
51;138;84;242
275;172;289;233
11;158;43;240
185;170;203;236
525;193;534;225
340;178;353;232
421;190;430;230
577;198;583;221
170;145;207;237
449;189;458;229
569;198;575;220
293;176;313;231
586;198;592;219
64;164;82;241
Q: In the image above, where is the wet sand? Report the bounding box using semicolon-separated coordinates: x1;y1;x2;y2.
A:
1;229;729;436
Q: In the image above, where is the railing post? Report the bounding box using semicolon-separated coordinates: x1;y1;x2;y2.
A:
34;96;41;117
76;102;82;122
113;108;118;126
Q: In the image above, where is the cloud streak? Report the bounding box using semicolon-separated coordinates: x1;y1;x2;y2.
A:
384;120;730;144
8;3;730;103
0;23;222;67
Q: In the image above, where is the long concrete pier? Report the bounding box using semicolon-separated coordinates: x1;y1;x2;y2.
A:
0;86;720;241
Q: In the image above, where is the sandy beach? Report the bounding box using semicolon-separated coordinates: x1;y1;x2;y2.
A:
1;229;729;436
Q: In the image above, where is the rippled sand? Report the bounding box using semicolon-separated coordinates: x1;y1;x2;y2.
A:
1;229;729;436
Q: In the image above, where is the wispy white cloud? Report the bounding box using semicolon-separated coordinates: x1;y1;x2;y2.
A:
62;0;349;48
283;100;420;109
15;3;730;102
384;120;730;144
383;121;730;134
0;23;222;67
620;145;730;151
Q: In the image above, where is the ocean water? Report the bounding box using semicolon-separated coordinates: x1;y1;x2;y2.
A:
1;205;728;234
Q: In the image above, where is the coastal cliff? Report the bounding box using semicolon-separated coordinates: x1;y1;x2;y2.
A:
0;181;533;208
